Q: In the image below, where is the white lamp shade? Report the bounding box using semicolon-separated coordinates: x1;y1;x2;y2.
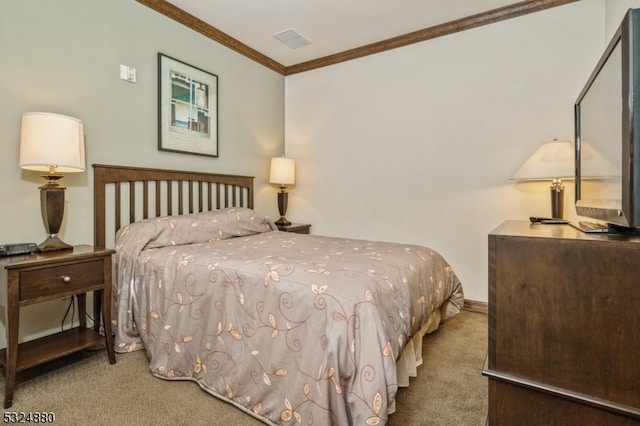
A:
269;157;296;185
511;139;618;181
511;139;574;181
19;112;86;173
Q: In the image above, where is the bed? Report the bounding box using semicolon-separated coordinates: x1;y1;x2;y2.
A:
93;164;464;425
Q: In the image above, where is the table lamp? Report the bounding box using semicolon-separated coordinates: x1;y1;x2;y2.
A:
511;139;574;219
511;138;618;219
19;112;86;251
269;157;295;227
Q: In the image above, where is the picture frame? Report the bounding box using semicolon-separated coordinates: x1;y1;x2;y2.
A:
158;53;218;157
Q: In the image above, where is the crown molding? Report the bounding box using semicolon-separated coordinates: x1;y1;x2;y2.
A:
285;0;579;75
136;0;286;74
137;0;579;76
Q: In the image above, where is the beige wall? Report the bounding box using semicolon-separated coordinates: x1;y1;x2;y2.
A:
0;0;284;345
284;0;638;302
607;0;640;38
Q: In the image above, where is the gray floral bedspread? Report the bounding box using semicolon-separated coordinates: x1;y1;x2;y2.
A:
113;208;464;425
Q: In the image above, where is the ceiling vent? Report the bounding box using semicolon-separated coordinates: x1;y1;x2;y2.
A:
273;28;311;49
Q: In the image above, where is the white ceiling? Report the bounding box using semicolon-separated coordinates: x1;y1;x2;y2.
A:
167;0;524;67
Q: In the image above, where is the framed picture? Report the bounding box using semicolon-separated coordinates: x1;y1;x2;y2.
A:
158;53;218;157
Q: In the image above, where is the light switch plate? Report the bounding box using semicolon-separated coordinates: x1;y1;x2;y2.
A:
120;64;136;82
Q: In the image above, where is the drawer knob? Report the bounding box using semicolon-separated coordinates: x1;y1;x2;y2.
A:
61;275;71;283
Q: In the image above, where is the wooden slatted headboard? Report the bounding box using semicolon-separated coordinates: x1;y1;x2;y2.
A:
93;164;254;248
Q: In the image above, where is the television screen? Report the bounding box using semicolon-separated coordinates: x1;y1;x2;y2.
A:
576;39;621;211
574;8;640;231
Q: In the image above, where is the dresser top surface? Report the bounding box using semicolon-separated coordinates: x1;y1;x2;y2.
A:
491;220;640;243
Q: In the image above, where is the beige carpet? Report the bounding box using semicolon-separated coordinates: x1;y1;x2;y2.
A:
1;310;487;425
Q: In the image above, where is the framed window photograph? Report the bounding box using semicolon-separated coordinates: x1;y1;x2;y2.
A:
158;53;218;157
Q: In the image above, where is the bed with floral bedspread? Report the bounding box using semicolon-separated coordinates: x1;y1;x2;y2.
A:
112;207;463;425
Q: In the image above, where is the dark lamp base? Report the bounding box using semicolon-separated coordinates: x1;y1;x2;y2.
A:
550;185;564;219
37;236;73;252
37;175;72;252
275;189;291;227
274;217;292;227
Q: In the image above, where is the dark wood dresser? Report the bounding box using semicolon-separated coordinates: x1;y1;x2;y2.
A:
483;221;640;425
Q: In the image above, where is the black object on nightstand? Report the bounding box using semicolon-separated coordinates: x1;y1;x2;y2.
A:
0;243;37;256
0;245;116;408
276;223;311;234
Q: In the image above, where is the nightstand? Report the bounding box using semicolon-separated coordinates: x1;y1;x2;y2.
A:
277;223;311;234
0;245;116;408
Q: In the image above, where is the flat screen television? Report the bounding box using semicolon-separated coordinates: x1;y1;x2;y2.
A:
574;8;640;232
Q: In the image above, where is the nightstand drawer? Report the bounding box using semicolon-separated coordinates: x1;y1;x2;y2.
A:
20;259;104;301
